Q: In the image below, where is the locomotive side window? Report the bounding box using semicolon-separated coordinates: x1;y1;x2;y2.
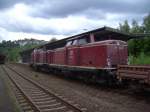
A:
66;41;72;46
78;38;88;45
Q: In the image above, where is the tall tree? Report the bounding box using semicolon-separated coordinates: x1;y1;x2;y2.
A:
131;19;143;33
142;14;150;54
49;37;57;43
143;13;150;33
119;20;130;33
128;19;144;56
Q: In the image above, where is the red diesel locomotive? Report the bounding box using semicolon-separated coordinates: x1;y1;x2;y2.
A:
31;29;128;83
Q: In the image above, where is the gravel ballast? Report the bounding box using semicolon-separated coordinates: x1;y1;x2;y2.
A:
10;63;150;112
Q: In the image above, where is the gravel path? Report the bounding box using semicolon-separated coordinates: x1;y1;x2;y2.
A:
0;65;21;112
10;63;150;112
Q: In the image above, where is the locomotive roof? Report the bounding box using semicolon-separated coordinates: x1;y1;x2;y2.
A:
41;26;135;48
20;26;136;54
67;26;133;40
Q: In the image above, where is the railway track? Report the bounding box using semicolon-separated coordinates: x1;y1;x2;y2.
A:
2;65;87;112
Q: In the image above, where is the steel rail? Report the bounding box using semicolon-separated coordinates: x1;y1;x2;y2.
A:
3;65;85;112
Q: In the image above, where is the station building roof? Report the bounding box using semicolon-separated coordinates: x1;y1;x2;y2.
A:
20;26;137;55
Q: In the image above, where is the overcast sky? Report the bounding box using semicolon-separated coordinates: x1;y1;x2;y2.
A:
0;0;149;41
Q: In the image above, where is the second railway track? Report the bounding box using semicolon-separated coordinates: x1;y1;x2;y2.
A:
2;65;87;112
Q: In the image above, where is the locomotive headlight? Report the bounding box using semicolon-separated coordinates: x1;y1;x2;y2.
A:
107;58;111;68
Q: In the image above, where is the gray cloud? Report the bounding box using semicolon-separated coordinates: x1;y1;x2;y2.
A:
0;0;18;9
0;0;149;40
29;0;150;18
0;0;149;18
0;0;40;10
0;19;56;35
0;13;77;35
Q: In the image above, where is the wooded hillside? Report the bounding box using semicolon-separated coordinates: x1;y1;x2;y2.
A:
0;39;48;62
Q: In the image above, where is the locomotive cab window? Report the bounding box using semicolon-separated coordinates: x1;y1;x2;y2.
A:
66;41;72;46
72;39;78;45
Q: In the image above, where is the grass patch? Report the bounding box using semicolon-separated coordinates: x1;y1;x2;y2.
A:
129;52;150;65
